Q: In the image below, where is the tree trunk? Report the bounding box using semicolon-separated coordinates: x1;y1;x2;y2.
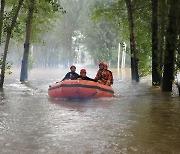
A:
0;0;5;45
158;0;168;81
125;0;139;82
152;0;161;86
0;0;24;88
20;0;36;82
162;0;179;92
176;1;180;96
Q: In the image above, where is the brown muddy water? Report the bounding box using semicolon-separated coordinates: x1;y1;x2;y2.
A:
0;67;180;154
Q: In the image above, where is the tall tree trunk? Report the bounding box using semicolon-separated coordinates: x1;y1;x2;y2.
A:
0;0;24;88
177;7;180;54
0;0;5;45
125;0;139;82
158;0;168;80
176;1;180;96
162;0;179;92
152;0;161;86
20;0;36;82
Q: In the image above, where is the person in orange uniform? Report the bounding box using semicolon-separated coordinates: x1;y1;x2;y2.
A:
77;69;96;82
94;62;104;82
101;63;113;86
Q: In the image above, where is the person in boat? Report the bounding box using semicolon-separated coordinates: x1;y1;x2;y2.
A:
94;62;104;82
99;63;113;86
61;65;79;81
77;69;96;82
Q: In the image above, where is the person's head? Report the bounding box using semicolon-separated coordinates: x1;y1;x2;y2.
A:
99;62;104;70
70;65;76;72
103;63;108;70
80;69;86;77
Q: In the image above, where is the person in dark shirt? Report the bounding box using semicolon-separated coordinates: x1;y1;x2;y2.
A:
61;65;79;81
77;69;96;82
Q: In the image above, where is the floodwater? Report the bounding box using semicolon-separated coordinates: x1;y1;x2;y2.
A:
0;67;180;154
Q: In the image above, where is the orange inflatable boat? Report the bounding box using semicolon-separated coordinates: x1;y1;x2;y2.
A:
48;80;114;99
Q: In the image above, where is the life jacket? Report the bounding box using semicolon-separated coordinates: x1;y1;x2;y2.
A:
101;70;112;86
95;69;103;81
101;70;113;85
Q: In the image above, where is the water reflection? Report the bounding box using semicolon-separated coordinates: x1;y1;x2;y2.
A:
49;97;112;108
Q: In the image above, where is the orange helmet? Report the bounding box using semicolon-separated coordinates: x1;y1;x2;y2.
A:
70;65;76;69
99;62;104;66
80;69;86;73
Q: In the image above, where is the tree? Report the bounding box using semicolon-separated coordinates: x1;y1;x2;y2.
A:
0;0;5;45
20;0;36;82
56;0;82;66
0;0;24;88
91;0;152;78
88;1;126;65
158;0;169;81
19;0;62;80
152;0;161;86
125;0;139;82
162;0;180;92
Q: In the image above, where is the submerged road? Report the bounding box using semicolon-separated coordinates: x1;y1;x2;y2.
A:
0;67;180;153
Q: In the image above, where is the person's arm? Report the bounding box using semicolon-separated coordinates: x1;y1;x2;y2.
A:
86;76;97;82
75;73;80;79
61;72;70;81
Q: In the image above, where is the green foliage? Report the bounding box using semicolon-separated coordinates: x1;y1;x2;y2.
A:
92;0;152;76
91;0;130;65
39;0;87;66
0;54;13;75
82;19;120;63
28;0;122;67
92;0;128;39
80;0;121;64
1;0;63;44
134;0;152;76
